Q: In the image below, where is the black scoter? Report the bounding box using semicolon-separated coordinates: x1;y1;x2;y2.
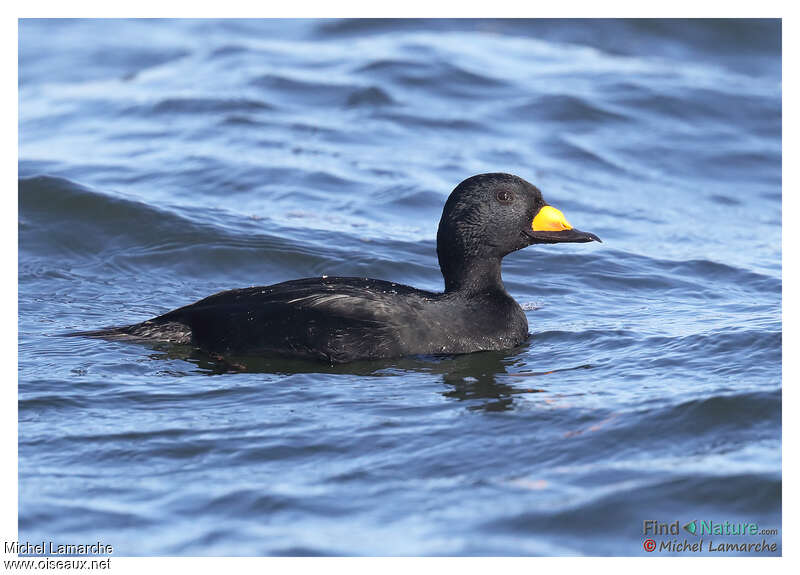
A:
87;173;600;363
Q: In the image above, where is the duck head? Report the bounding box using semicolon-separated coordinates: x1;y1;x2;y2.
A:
436;173;600;293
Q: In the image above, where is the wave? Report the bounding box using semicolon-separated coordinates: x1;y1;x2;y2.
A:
18;175;437;285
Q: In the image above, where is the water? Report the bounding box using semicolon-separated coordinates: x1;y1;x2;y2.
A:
18;19;781;556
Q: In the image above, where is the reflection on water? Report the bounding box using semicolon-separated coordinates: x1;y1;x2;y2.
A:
144;339;594;412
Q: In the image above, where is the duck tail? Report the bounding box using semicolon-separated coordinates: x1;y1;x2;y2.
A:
66;320;193;344
65;325;142;341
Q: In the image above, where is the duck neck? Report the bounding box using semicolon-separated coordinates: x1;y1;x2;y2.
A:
442;256;506;295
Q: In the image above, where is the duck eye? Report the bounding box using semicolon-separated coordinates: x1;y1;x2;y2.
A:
495;190;514;204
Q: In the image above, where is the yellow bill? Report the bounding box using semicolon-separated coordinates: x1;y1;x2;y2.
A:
532;205;573;232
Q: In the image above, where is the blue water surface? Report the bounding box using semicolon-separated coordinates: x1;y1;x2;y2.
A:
18;19;781;556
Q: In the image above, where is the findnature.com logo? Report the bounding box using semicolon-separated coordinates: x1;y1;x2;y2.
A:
641;520;779;554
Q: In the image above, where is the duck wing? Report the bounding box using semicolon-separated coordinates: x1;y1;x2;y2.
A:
134;277;438;362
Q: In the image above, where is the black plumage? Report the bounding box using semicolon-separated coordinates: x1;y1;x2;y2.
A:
86;173;599;363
